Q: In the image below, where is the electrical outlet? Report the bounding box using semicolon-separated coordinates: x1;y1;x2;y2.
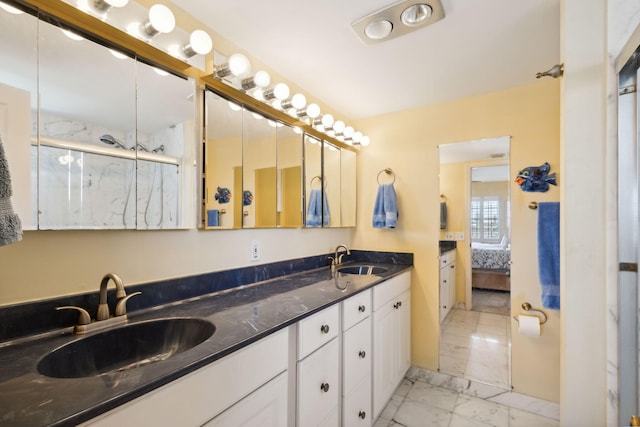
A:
250;240;261;261
444;232;454;240
455;232;465;241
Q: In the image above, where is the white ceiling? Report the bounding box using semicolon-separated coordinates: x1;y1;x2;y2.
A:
171;0;561;120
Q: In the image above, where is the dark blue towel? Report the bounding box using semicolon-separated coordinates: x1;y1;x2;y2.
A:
537;202;560;309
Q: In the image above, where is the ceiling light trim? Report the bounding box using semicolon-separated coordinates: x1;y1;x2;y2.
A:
351;0;444;45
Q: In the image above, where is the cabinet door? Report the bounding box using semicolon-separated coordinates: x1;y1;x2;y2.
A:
297;338;339;427
448;262;456;312
396;289;411;379
343;376;372;427
372;301;395;419
439;266;448;323
204;371;288;427
343;316;372;394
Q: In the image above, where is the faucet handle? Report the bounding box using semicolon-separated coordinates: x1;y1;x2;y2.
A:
56;306;91;326
115;292;142;317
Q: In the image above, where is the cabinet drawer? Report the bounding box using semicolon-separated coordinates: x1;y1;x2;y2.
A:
373;272;411;312
204;371;288;427
297;304;339;360
343;376;372;427
343;316;371;394
85;327;289;427
297;338;339;427
342;289;371;331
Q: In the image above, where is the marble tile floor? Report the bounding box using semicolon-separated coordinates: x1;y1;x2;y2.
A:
439;308;510;389
374;367;560;427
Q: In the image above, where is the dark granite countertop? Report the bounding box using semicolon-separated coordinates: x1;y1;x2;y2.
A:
0;258;412;426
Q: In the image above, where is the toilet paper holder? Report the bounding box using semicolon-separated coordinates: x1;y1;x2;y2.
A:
512;302;548;324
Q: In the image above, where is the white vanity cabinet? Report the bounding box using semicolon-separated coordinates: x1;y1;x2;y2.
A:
372;271;411;419
439;250;456;322
342;289;372;426
295;304;340;427
83;327;289;427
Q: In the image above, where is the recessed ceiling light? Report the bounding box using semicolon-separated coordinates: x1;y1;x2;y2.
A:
401;3;432;27
364;19;393;40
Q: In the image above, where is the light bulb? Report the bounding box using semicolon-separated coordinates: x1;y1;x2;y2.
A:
306;104;321;119
272;99;282;110
333;120;345;134
361;136;371;147
0;2;23;14
344;126;354;139
228;53;250;77
282;93;306;110
321;114;334;129
141;4;175;37
183;30;212;57
241;70;270;91
263;83;290;101
353;131;363;144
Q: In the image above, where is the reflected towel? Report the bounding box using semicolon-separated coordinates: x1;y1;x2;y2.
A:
537;202;560;309
207;209;220;227
306;189;330;227
372;183;398;229
440;201;447;230
0;136;22;246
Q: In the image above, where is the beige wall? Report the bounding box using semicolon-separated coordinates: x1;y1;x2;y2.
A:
353;79;561;401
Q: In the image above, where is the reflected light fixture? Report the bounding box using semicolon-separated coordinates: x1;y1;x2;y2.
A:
62;29;84;41
0;1;24;13
214;53;251;79
109;49;128;59
281;93;306;110
140;4;175;38
241;70;271;91
262;83;290;101
183;30;213;57
228;101;242;112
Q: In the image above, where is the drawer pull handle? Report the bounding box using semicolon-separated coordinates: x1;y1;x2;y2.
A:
359;411;366;419
398;301;402;308
358;305;366;313
359;350;366;359
320;382;330;392
320;324;330;334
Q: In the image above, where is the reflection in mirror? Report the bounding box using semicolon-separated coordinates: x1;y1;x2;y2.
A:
135;62;195;229
438;136;511;389
323;141;341;227
304;135;324;227
204;90;243;229
276;125;303;227
243;109;277;228
0;5;37;230
340;148;356;227
38;18;137;229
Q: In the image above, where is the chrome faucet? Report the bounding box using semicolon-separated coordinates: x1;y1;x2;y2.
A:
330;244;351;272
97;273;127;321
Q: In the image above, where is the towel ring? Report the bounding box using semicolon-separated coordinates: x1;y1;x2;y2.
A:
377;168;396;184
310;175;326;189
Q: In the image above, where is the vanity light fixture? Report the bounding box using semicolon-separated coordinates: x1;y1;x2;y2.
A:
360;136;371;147
183;30;213;57
213;53;251;79
352;131;363;145
296;103;320;120
352;0;444;45
140;4;175;38
281;93;306;110
343;126;355;140
89;0;129;13
261;82;290;101
0;1;23;14
321;113;335;129
241;70;271;91
333;120;345;137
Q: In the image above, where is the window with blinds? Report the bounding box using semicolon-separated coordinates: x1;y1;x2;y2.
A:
471;196;501;242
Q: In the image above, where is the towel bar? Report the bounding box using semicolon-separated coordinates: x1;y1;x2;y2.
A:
377;168;396;184
512;302;548;324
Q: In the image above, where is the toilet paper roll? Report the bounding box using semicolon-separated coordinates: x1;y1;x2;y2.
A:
518;314;541;337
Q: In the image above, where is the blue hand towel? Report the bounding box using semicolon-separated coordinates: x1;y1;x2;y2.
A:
207;209;220;227
307;189;330;227
0;136;22;246
372;183;398;229
537;202;560;309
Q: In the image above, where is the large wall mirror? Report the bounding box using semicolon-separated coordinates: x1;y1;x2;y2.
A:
0;7;196;230
438;136;511;389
